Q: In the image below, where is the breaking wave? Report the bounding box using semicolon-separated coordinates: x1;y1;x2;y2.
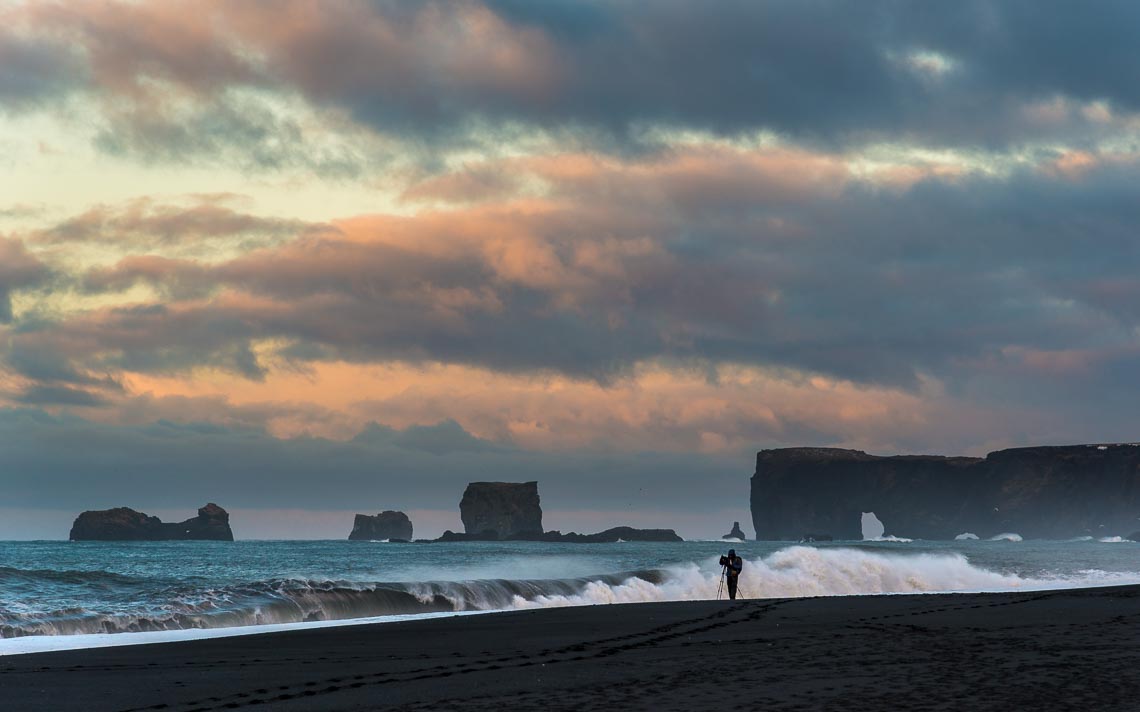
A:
4;546;1138;639
0;569;663;638
989;533;1023;542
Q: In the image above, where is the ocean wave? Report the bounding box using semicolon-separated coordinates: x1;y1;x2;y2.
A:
1098;536;1133;543
0;566;148;587
5;546;1138;639
988;533;1023;542
0;570;664;638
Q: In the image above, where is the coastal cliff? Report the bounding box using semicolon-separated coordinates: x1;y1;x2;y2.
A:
751;444;1140;540
69;503;234;541
348;511;413;541
460;482;543;538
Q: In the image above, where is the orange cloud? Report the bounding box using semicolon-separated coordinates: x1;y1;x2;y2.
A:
112;359;1008;456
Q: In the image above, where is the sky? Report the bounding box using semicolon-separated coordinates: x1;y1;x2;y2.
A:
2;0;1139;539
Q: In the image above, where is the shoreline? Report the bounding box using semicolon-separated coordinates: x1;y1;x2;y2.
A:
6;575;1140;658
5;584;1140;711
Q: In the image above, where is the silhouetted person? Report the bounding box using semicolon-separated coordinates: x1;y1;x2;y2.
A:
719;548;743;600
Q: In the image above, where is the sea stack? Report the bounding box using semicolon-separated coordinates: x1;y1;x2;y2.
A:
722;521;747;540
348;511;413;541
69;503;234;541
460;481;543;539
751;444;1140;540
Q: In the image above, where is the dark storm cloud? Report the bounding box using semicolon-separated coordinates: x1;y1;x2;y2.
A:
0;407;743;522
233;0;1140;147
7;1;1140;151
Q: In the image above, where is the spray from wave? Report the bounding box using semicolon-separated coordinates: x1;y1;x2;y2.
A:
4;546;1138;639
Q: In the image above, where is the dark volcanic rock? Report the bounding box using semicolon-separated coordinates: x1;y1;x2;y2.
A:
432;527;683;543
800;533;833;542
505;527;684;543
572;526;683;543
69;503;234;541
722;521;747;540
751;444;1140;540
460;482;542;539
434;529;501;542
348;511;413;541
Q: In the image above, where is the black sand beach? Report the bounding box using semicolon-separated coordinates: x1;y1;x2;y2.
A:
4;585;1140;711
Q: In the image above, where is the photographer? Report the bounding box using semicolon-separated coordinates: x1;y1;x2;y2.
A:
719;548;743;600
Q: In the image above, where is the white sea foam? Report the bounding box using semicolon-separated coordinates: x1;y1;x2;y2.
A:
989;533;1023;542
0;610;490;657
955;533;980;540
868;535;913;543
511;546;1124;611
1098;536;1132;543
1069;536;1095;542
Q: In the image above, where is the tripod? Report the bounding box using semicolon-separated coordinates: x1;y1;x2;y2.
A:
716;565;726;600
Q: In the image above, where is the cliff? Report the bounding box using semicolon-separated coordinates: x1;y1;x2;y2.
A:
750;445;1140;540
69;503;234;541
348;511;413;541
460;482;543;539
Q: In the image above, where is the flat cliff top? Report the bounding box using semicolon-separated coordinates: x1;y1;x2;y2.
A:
759;443;1140;464
756;447;981;465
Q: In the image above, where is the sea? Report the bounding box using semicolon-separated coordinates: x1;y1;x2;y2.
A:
3;535;1140;655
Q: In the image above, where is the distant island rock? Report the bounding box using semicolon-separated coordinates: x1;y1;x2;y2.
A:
531;526;683;543
800;533;833;543
722;521;747;540
433;526;682;543
460;481;543;539
751;444;1140;540
69;503;234;541
348;511;413;541
440;481;682;543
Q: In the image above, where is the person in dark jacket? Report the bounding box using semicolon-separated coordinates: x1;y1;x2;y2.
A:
719;549;743;600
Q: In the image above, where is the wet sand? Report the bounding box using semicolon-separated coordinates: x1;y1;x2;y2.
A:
3;585;1140;711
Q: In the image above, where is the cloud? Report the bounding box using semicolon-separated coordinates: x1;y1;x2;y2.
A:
7;145;1140;413
13;384;110;407
0;238;50;322
36;196;315;245
0;30;82;109
6;1;1140;161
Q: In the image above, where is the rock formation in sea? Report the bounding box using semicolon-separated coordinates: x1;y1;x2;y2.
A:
69;503;234;541
751;444;1140;540
433;526;683;543
459;481;543;539
722;521;747;540
348;511;413;541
